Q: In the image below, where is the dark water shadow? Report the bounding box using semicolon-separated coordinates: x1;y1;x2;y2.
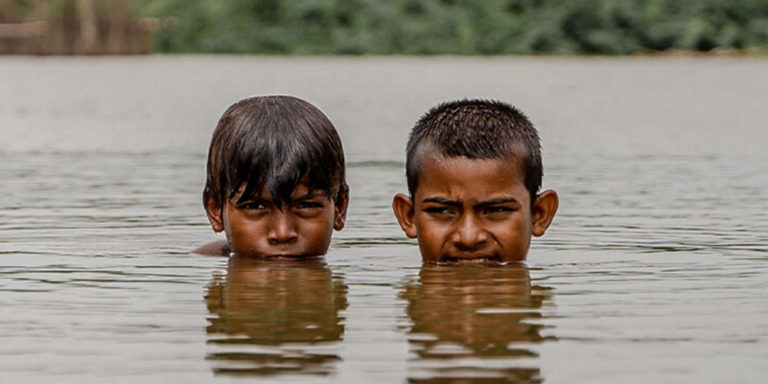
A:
204;256;347;377
400;263;555;383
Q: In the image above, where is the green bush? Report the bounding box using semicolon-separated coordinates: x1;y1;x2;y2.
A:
140;0;768;54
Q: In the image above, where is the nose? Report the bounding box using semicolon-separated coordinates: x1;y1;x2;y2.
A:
451;213;488;250
267;211;298;245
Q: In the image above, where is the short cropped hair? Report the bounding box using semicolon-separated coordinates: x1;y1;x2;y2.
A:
406;99;542;202
205;95;347;209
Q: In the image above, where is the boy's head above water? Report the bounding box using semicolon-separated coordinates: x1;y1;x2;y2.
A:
392;99;558;264
200;95;348;258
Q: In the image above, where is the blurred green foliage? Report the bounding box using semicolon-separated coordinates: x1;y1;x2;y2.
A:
142;0;768;54
5;0;768;54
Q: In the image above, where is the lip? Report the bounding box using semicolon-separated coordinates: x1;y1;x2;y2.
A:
246;246;322;259
439;254;501;265
262;249;316;257
259;245;310;257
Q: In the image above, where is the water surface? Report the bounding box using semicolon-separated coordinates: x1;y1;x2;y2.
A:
1;56;767;383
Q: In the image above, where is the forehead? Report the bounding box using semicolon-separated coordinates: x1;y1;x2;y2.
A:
415;153;527;201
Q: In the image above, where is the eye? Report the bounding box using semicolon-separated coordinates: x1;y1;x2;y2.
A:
483;206;515;217
239;201;266;210
424;206;456;216
291;199;326;218
295;201;324;210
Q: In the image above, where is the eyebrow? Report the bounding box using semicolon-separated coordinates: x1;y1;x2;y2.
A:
478;197;520;206
422;197;520;206
422;197;462;207
292;191;327;201
233;197;265;206
234;190;325;204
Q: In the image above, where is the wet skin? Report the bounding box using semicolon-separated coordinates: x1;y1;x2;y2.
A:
393;153;558;263
202;180;348;258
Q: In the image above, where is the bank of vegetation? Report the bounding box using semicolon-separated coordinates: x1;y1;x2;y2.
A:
0;0;152;54
3;0;768;55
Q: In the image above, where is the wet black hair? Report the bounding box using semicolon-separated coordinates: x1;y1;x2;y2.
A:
204;95;347;209
406;99;542;203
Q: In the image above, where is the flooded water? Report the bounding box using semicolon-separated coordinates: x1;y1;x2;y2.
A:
1;56;767;383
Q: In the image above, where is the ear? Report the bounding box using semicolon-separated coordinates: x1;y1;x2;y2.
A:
204;188;224;233
531;189;558;237
333;186;349;231
392;193;418;238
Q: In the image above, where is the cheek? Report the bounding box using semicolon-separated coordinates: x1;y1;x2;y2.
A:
221;209;235;238
301;212;336;248
308;222;333;245
224;218;251;248
415;220;447;249
225;212;247;234
223;211;267;248
494;215;531;248
314;209;336;236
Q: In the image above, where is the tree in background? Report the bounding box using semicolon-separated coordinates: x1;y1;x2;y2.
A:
3;0;768;54
0;0;152;54
145;0;768;54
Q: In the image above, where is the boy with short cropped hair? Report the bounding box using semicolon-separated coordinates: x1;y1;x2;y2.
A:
195;95;349;258
392;99;558;263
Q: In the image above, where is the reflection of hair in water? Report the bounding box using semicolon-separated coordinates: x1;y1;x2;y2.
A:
205;257;347;376
400;264;554;383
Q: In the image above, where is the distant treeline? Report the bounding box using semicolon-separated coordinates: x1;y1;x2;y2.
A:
0;0;152;54
147;0;768;54
3;0;768;55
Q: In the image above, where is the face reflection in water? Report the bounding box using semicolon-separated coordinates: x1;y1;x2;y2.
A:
400;263;555;383
204;257;348;376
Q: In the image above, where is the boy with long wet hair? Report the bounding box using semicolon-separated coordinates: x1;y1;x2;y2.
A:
392;99;558;263
195;95;349;258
